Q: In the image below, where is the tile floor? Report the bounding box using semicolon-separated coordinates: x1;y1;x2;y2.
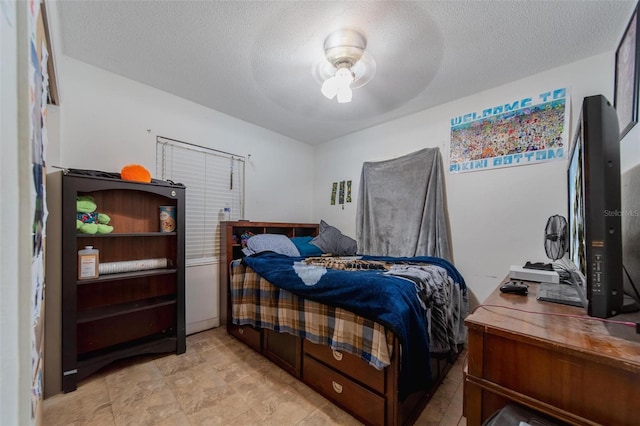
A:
43;327;467;425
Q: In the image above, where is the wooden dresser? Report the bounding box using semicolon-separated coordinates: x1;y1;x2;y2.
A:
463;280;640;425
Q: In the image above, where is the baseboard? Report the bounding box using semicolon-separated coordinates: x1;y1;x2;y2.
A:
186;318;220;335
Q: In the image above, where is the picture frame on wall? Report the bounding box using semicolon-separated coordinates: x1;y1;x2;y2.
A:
614;2;640;139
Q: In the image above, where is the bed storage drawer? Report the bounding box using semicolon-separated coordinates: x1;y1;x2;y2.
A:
303;340;385;394
264;329;301;378
228;324;261;352
303;355;385;426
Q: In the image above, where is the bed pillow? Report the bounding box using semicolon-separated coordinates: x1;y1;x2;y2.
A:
242;234;301;257
310;220;357;256
290;236;323;257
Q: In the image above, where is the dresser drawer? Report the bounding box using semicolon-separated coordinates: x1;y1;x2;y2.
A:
228;324;261;352
304;355;385;426
303;340;385;393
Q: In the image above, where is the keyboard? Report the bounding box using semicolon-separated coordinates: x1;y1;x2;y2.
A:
536;282;585;308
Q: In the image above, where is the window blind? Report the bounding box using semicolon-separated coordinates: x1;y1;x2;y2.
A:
156;136;244;265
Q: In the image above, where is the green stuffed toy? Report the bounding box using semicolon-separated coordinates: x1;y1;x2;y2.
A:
76;195;114;234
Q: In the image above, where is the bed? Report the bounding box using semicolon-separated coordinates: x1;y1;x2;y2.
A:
219;221;468;426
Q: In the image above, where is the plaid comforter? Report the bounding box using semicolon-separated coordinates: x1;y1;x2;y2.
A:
230;260;394;369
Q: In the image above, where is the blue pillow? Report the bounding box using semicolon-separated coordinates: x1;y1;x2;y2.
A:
290;236;323;257
242;234;301;257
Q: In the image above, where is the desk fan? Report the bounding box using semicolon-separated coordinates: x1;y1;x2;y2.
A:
544;214;568;262
523;214;568;271
536;215;585;307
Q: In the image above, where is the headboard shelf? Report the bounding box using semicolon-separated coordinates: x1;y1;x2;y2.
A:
219;221;319;325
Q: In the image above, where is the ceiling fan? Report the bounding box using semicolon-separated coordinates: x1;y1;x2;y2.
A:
314;29;376;103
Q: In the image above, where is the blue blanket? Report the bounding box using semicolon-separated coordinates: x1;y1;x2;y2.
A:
242;252;466;399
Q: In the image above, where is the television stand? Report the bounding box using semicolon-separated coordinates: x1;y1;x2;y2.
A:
464;279;640;425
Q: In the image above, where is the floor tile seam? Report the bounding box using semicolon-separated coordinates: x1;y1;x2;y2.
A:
289;381;363;426
92;400;116;422
439;414;463;426
106;374;168;400
252;383;320;424
286;381;331;407
182;389;256;425
436;381;464;426
292;405;332;426
160;371;221;421
283;381;333;413
222;366;272;388
423;373;461;422
117;375;184;417
226;375;282;411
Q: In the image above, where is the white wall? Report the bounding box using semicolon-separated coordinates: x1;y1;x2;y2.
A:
58;57;315;222
43;56;312;363
1;0;35;423
312;52;618;306
55;56;315;328
621;120;640;173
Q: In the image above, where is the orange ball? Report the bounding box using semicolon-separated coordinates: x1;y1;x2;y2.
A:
120;164;151;183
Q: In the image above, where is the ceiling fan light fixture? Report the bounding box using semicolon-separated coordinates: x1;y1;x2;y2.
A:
336;86;353;103
317;29;373;103
321;64;355;100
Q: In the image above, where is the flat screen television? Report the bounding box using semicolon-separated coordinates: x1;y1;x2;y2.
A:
567;94;623;318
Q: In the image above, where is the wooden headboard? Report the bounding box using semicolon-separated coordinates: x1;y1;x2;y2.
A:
218;221;319;325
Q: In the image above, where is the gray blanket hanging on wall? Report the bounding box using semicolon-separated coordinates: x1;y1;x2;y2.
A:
356;147;453;261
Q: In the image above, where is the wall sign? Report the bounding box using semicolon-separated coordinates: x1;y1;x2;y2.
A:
449;88;569;173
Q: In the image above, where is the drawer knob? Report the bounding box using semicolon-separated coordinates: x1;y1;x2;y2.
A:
238;328;244;335
332;381;343;394
332;350;343;361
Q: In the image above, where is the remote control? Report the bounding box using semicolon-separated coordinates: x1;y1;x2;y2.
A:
500;280;529;295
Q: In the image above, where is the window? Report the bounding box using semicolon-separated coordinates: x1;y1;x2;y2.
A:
156;136;244;265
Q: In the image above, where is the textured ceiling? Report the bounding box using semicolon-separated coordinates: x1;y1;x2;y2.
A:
54;0;637;145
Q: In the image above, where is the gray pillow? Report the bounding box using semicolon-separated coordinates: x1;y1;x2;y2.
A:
242;234;301;257
310;220;357;256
